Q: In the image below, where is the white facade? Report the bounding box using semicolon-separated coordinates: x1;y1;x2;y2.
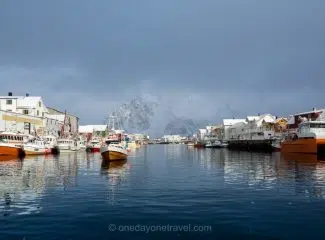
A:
162;135;182;143
222;119;246;140
0;110;45;135
0;94;48;118
194;129;208;141
129;133;149;141
228;114;276;140
79;125;107;134
205;126;214;135
43;117;62;137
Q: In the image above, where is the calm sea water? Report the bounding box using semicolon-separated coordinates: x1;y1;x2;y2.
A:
1;145;325;239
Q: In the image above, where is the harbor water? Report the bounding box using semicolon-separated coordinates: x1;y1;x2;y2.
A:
1;145;325;239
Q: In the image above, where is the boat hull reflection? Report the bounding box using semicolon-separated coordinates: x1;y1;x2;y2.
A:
281;153;325;162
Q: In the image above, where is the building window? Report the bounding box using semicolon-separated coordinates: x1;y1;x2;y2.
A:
6;99;12;105
37;110;39;116
42;112;44;117
39;101;41;107
23;110;29;115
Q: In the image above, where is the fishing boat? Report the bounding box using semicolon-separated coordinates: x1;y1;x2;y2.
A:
205;140;228;148
100;142;128;161
87;138;101;152
216;140;229;148
42;135;60;154
101;110;129;161
57;138;77;152
281;120;325;155
205;141;218;148
0;132;26;158
194;141;205;148
23;137;51;155
78;138;86;150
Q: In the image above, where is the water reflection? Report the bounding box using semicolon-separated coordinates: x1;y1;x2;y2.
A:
101;160;130;205
164;144;182;160
0;153;79;216
216;149;325;199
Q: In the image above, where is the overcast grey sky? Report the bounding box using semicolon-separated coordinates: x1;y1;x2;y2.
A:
1;0;325;135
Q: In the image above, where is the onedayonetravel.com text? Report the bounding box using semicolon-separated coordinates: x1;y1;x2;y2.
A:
108;224;212;233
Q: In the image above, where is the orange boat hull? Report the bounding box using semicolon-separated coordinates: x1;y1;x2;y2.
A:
281;138;325;154
0;145;24;158
101;150;127;161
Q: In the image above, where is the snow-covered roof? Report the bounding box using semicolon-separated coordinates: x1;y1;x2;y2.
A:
293;108;325;116
79;125;107;133
17;97;41;108
223;119;246;126
230;121;247;128
247;116;259;121
93;125;107;131
212;124;223;129
79;125;93;133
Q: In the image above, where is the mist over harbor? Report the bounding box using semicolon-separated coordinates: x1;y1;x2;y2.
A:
1;0;325;136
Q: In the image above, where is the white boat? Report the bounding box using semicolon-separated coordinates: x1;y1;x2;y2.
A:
217;140;228;148
23;138;51;155
57;138;76;152
87;139;101;152
79;139;86;150
100;141;128;161
205;140;228;148
42;135;57;148
205;141;218;148
42;135;59;154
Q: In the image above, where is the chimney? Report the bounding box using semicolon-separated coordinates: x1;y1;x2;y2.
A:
26;93;29;97
313;107;316;111
8;92;12;96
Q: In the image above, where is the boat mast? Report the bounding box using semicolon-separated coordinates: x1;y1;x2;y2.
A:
61;110;67;138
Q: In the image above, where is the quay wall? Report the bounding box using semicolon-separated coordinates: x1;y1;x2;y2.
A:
228;139;274;152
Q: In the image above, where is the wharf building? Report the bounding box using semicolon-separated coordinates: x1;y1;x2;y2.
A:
0;92;79;137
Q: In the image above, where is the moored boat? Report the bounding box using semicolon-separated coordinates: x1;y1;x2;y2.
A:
0;142;25;158
87;139;101;152
57;138;75;152
216;140;229;148
205;140;228;148
42;135;60;154
100;141;128;161
281;120;325;155
205;141;218;148
194;141;205;148
23;138;51;155
0;132;26;158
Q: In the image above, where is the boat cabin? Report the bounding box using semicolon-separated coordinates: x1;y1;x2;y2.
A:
58;139;73;144
26;138;46;146
44;135;56;142
288;108;325;129
298;121;325;139
0;133;25;144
